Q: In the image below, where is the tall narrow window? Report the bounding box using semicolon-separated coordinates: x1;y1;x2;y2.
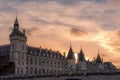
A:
21;68;23;73
39;68;41;73
17;68;19;74
35;68;37;74
35;59;37;65
26;67;28;74
39;60;41;65
30;59;33;65
12;44;14;49
30;67;33;74
22;45;24;50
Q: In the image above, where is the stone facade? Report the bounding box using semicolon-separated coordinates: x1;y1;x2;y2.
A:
0;17;116;75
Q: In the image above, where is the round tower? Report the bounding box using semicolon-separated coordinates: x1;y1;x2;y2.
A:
9;16;27;75
66;44;76;73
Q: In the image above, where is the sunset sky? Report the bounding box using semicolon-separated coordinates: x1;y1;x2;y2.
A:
0;0;120;68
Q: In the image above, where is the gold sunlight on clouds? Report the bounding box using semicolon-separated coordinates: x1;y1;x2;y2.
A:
0;0;120;68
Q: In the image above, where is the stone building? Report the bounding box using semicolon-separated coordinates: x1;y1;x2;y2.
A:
0;17;116;75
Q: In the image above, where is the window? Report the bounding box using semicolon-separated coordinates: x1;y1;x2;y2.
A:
35;59;37;65
30;59;33;65
22;61;24;65
17;68;19;73
39;68;41;73
12;44;14;49
26;58;28;64
43;69;45;73
22;45;24;50
26;67;28;74
30;67;33;74
35;68;37;74
18;61;20;65
21;68;23;73
39;60;41;65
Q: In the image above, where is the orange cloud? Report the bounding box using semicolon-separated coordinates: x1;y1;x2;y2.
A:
0;0;120;68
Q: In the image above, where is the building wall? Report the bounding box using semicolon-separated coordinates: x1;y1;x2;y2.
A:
66;59;76;72
26;54;67;75
9;36;27;75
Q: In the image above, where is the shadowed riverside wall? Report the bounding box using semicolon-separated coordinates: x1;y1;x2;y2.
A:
1;75;120;80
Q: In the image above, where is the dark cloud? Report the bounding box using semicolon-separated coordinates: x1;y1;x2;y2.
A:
96;0;107;3
32;17;52;25
8;26;39;36
53;21;83;28
56;0;80;6
25;27;39;36
32;17;84;28
2;0;80;6
2;0;105;7
70;28;87;36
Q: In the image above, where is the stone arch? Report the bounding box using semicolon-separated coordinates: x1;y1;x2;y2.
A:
9;62;15;74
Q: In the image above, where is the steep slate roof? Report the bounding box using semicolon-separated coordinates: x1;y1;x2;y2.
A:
103;62;116;69
9;17;26;38
0;45;10;56
66;46;75;60
27;46;65;60
9;29;26;38
78;48;86;61
95;53;102;64
14;17;19;27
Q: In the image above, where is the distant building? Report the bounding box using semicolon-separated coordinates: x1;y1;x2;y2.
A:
0;17;116;75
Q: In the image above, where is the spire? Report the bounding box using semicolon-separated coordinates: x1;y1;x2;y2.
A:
14;13;19;29
66;44;75;60
78;47;86;61
95;50;102;64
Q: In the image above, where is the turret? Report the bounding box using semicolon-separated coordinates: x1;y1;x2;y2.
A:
66;45;75;60
66;44;76;73
9;16;27;42
78;48;86;61
9;16;27;75
77;47;86;71
95;50;102;64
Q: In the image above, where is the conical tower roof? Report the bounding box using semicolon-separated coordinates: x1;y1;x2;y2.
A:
9;16;26;38
66;44;75;60
78;48;86;61
14;16;19;28
95;52;102;64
